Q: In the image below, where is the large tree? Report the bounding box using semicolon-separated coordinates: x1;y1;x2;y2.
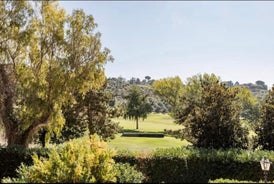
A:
123;85;152;129
174;73;248;149
152;76;184;115
255;87;274;150
0;1;112;147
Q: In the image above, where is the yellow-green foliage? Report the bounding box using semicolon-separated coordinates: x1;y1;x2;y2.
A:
2;134;116;183
209;178;265;183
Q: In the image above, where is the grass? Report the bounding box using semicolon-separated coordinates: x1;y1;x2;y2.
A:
112;113;183;133
107;113;190;153
0;113;190;153
107;134;189;153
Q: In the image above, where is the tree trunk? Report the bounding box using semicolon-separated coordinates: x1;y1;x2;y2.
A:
39;128;47;148
6;117;49;148
136;118;139;129
0;64;50;148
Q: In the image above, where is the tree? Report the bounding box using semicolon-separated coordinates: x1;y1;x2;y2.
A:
0;1;113;147
237;86;260;123
37;81;121;146
145;76;151;83
174;73;248;149
255;87;274;150
38;96;88;146
84;85;121;141
123;85;152;129
152;76;184;115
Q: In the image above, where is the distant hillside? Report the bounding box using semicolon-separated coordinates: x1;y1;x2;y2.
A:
106;77;170;113
224;80;269;103
107;77;271;113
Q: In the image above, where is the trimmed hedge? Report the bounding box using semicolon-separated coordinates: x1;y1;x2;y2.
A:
122;132;164;138
113;147;274;183
1;146;274;183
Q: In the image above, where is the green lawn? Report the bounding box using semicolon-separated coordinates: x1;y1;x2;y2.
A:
112;113;183;133
107;134;189;153
107;113;190;153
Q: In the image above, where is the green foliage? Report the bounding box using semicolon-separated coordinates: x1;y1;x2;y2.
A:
113;147;274;183
208;178;261;183
225;80;269;104
152;76;184;114
256;87;274;150
42;83;121;145
114;163;145;183
4;145;274;183
2;134;116;183
0;1;113;147
237;86;260;123
174;73;248;149
48;99;88;144
123;85;152;129
84;86;121;140
106;77;169;113
0;145;49;180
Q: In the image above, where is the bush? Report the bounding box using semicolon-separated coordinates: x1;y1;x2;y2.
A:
2;134;116;183
113;147;274;183
209;178;263;183
0;145;49;180
3;145;274;183
114;163;144;183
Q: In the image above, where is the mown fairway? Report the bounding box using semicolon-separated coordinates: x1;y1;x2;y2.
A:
112;113;182;132
108;113;190;153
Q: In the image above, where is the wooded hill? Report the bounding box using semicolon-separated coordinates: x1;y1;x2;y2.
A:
107;76;270;113
106;77;170;113
224;80;269;103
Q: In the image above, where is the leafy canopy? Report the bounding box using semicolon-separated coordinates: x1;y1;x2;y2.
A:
174;73;248;149
152;76;184;112
0;1;112;147
123;85;152;129
256;87;274;150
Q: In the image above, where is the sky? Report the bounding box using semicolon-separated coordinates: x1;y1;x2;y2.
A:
59;1;274;88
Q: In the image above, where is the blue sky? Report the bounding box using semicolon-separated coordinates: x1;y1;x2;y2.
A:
60;1;274;88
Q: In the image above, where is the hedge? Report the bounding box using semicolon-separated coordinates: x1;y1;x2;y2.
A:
113;147;274;183
122;132;164;138
1;146;274;183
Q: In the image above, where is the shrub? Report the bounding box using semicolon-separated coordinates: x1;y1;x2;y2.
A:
2;134;116;183
0;145;49;180
209;178;263;183
114;163;145;183
113;147;274;183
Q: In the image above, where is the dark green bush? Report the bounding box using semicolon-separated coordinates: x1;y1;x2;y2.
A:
0;145;49;180
122;132;164;137
113;147;274;183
